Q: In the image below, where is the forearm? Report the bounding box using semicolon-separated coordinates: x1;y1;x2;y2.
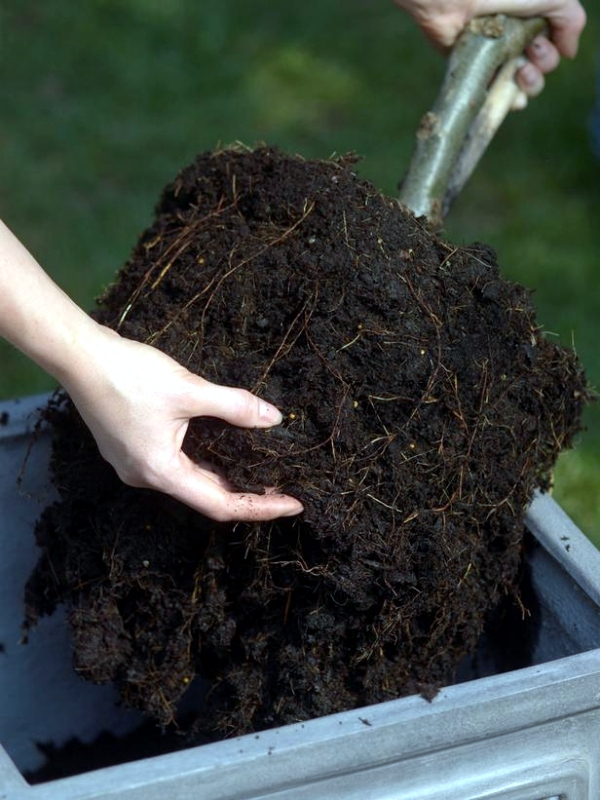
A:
0;219;302;520
0;219;102;388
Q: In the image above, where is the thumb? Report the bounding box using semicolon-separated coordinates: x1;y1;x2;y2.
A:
183;376;284;429
162;453;303;521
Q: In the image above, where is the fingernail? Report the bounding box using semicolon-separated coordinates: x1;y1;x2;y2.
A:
519;63;537;89
518;63;544;98
260;401;283;424
284;500;304;517
529;36;547;55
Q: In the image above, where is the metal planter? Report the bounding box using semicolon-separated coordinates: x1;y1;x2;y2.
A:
1;395;599;800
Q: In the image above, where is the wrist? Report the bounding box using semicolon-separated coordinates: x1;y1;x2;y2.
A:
51;317;121;397
0;220;111;391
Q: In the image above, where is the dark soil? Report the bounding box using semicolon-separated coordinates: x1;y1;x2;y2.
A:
25;537;541;783
24;146;588;741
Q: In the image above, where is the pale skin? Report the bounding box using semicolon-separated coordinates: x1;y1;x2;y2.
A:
1;0;586;521
397;0;587;104
0;221;304;522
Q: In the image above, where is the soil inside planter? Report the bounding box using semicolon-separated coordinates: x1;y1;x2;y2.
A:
24;146;588;741
25;536;541;784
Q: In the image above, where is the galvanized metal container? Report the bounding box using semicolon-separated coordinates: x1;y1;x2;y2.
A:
1;395;599;799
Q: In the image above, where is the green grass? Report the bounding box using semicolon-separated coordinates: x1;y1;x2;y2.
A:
1;1;598;542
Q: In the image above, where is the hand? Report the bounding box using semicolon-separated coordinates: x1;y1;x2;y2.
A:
0;221;301;523
395;0;586;99
63;325;304;523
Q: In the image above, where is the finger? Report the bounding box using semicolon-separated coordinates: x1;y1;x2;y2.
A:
192;462;295;500
516;62;545;98
474;1;586;59
526;36;560;74
193;458;235;491
224;492;305;523
511;89;529;111
545;4;587;59
165;454;304;522
185;377;284;429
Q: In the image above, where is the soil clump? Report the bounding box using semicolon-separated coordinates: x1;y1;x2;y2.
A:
24;146;588;740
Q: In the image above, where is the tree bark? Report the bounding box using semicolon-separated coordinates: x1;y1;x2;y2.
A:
398;15;547;226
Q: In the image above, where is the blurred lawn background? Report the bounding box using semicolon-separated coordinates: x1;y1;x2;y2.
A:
0;1;598;541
